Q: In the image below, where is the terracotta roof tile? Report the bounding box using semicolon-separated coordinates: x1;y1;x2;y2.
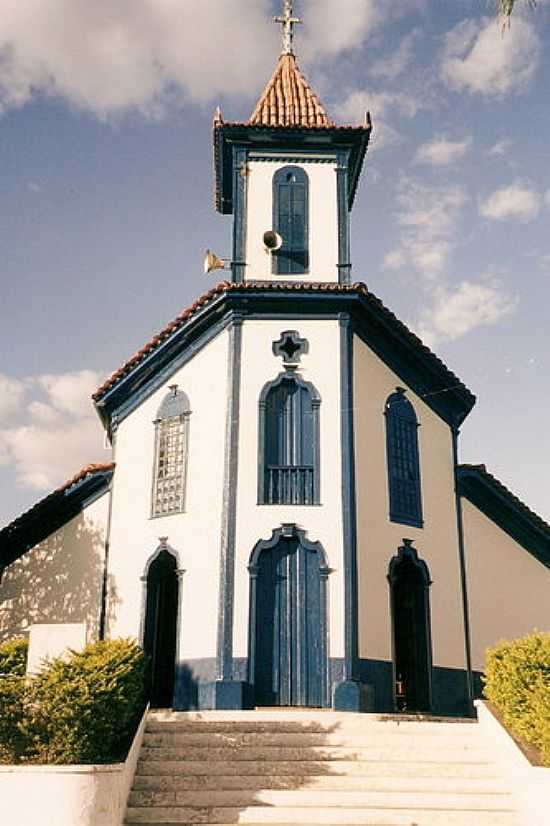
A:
248;54;333;128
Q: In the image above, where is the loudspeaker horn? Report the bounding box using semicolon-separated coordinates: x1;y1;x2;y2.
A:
203;249;227;274
263;230;283;252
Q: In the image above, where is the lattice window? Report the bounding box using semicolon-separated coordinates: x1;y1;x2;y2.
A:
152;386;190;517
385;389;423;528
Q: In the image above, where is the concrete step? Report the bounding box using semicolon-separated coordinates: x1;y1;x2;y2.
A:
138;745;490;764
142;731;482;749
136;759;501;778
124;805;518;824
132;774;508;793
145;717;477;736
128;789;514;809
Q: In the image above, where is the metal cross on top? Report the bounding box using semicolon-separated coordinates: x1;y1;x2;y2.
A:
274;0;302;55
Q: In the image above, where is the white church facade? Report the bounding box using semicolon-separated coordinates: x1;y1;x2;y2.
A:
1;10;549;718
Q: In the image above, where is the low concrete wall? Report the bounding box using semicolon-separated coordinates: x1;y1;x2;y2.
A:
0;705;148;826
476;700;550;826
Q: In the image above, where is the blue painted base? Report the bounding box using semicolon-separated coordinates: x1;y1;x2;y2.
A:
198;680;253;710
332;680;374;712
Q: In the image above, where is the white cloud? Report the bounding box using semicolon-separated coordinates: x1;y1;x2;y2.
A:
480;182;540;221
384;179;467;277
335;90;419;149
0;374;25;419
37;369;102;418
0;0;381;117
368;29;420;81
0;369;107;492
419;279;518;345
414;136;472;167
487;138;513;157
441;17;539;96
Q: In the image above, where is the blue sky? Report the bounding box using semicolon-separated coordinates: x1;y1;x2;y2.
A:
1;0;549;525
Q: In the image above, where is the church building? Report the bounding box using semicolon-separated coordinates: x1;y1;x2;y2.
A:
1;4;549;718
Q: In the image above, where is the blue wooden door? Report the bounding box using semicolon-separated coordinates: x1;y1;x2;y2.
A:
254;537;327;707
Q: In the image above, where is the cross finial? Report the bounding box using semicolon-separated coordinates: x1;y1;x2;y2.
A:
274;0;302;55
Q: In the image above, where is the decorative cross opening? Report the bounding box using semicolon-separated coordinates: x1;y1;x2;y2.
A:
274;0;302;55
272;330;309;365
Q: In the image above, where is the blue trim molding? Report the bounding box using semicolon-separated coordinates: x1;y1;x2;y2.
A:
333;314;373;711
232;147;248;283
215;317;243;698
336;149;351;284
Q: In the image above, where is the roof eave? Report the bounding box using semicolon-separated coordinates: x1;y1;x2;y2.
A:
214;122;372;214
457;465;550;565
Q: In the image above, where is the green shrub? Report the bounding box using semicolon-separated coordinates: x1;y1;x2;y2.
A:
0;637;29;677
27;638;147;764
0;637;146;765
484;631;550;766
0;675;30;763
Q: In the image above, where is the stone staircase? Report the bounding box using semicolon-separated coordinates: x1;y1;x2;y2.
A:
124;710;519;826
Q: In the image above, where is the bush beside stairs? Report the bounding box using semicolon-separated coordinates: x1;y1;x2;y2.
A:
124;710;519;826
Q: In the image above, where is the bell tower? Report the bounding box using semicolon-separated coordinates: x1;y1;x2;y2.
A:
213;1;371;285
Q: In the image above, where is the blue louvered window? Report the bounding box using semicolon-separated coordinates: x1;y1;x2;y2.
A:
259;374;320;505
272;166;309;275
385;390;423;528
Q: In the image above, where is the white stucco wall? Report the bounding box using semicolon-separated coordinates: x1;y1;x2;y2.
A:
0;494;109;644
244;159;339;283
353;336;467;670
106;331;228;662
462;499;550;671
232;319;345;659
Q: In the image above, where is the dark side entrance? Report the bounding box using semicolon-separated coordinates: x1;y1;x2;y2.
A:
143;549;179;708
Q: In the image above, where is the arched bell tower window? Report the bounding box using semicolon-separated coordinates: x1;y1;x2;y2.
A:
151;385;191;517
385;388;423;528
258;373;320;505
272;165;309;275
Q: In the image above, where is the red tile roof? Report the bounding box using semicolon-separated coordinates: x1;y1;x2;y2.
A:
248;53;333;128
58;463;115;494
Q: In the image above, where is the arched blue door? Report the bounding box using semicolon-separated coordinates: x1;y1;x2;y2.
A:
251;531;328;707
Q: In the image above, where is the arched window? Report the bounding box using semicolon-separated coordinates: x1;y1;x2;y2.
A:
151;385;190;517
272;166;309;275
258;373;320;505
385;388;423;527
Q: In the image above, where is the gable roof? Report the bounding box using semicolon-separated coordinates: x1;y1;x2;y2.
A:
0;463;114;569
92;280;475;430
248;53;333;128
458;464;550;568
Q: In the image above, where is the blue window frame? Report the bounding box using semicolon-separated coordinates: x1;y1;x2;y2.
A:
258;373;320;505
272;166;309;275
385;389;423;528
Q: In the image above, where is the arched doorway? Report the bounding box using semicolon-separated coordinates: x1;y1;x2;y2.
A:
143;548;179;708
249;526;330;707
388;539;432;712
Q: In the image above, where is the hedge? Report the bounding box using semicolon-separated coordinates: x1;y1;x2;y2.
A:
0;638;147;764
0;637;29;677
484;631;550;766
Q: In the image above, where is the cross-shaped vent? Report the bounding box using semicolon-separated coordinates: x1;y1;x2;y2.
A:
272;330;309;364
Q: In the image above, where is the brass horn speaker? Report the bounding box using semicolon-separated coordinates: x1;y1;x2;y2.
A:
203;249;227;274
263;230;283;252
